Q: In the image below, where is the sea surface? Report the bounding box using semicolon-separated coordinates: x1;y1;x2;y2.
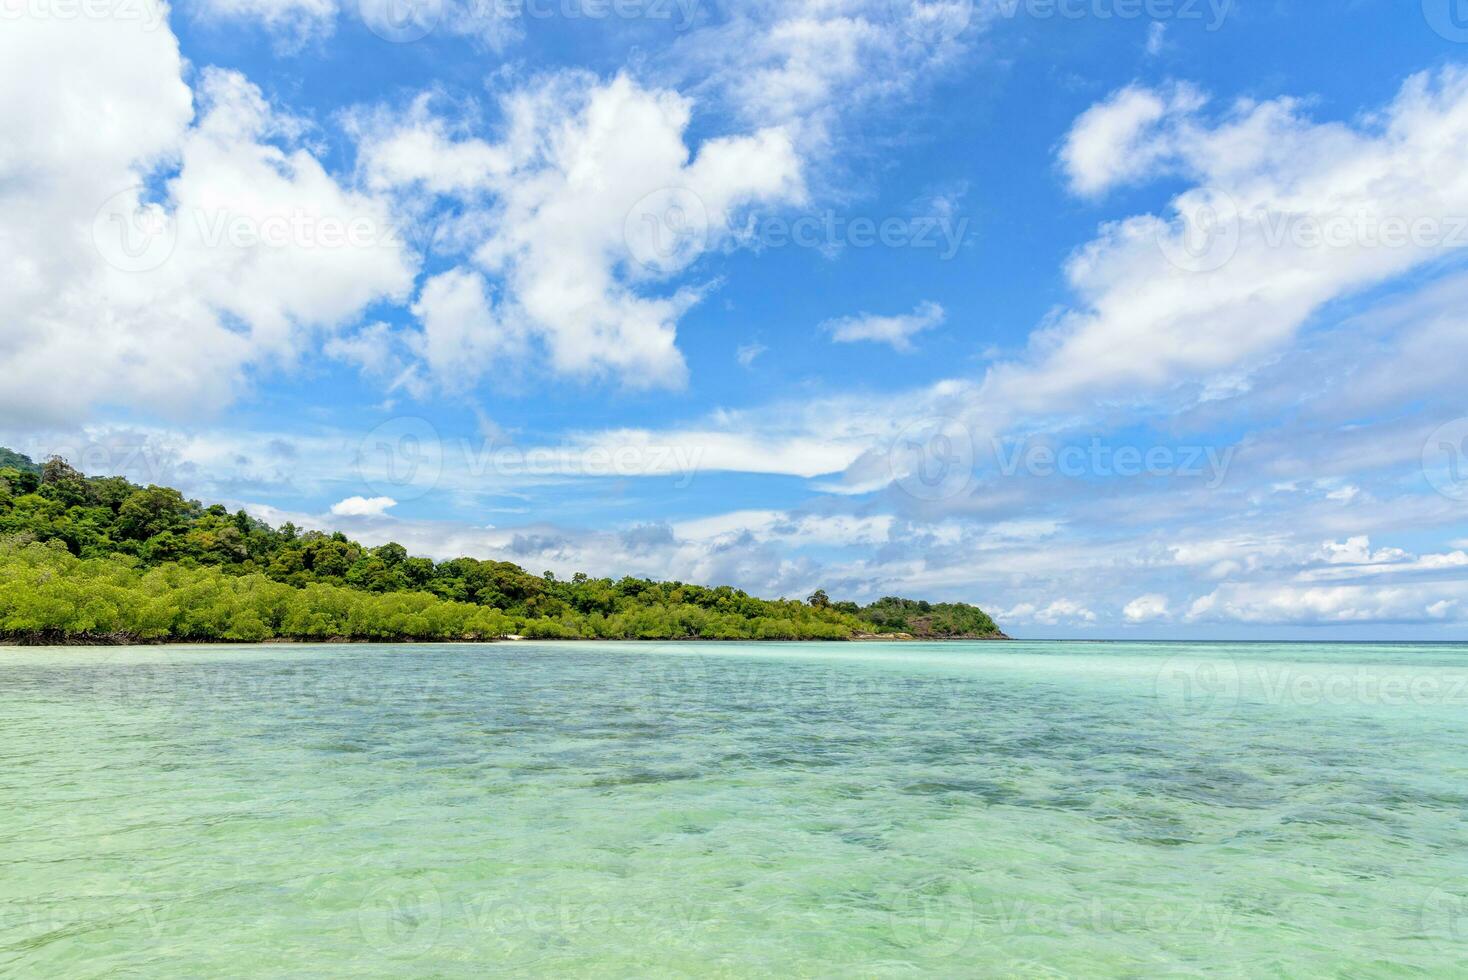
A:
2;641;1467;976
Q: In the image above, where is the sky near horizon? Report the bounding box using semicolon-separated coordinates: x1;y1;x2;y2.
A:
4;0;1468;638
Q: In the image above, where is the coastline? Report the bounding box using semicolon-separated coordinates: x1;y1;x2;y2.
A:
1;631;1012;647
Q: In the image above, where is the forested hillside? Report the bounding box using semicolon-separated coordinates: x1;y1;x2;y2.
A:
0;451;1004;644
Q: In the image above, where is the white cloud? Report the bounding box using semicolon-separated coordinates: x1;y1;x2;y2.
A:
999;600;1098;626
1301;541;1468;583
410;269;526;393
357;97;512;195
361;73;805;391
1059;83;1203;197
1146;22;1167;57
1319;537;1408;567
1124;594;1170;622
736;342;768;367
822;301;945;352
195;0;337;45
197;0;523;50
330;495;397;517
0;11;413;424
1428;600;1459;620
1188;582;1468;625
324;321;396;377
668;0;967;138
988;68;1468;418
673;510;895;548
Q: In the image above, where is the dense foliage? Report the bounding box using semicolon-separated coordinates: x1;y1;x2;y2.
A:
0;451;1001;643
850;596;1001;638
0;449;39;475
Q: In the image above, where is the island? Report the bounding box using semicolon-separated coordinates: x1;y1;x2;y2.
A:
0;451;1007;645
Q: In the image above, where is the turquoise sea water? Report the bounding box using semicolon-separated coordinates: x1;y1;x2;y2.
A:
3;640;1467;976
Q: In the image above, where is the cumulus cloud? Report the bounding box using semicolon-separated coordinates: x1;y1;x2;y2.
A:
410;269;527;393
1059;83;1203;197
330;495;397;517
988;68;1468;417
359;73;805;391
1124;594;1171;623
1187;582;1468;625
998;600;1098;626
665;0;978;145
0;10;413;424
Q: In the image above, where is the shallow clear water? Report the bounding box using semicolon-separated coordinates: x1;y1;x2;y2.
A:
3;641;1468;976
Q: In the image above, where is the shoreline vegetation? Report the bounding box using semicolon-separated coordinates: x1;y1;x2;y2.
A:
0;450;1007;646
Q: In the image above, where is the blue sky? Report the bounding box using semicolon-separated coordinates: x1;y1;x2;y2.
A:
5;0;1468;638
